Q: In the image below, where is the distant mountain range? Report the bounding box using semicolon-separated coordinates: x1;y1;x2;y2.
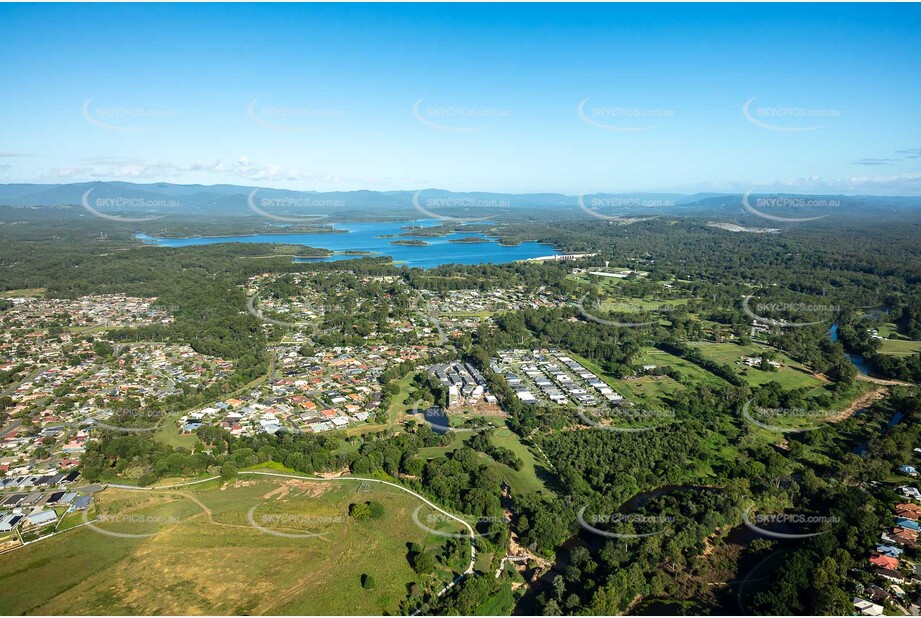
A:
1;182;919;221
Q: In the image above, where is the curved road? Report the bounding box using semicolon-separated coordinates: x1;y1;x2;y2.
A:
108;470;476;609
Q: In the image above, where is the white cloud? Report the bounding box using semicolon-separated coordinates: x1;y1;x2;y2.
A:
37;156;353;185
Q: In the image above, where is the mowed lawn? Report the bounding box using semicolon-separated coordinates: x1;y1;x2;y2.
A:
878;338;921;356
0;478;464;616
688;342;825;389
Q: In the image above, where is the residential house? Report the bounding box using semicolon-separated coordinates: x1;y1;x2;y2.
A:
874;568;906;584
853;598;885;616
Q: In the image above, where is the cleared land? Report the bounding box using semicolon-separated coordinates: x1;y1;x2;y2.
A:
0;477;465;616
487;427;547;494
878;338;921;356
570;348;725;408
688;342;825;390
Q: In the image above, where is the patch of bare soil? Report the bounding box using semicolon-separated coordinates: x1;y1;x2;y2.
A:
827;388;887;422
262;479;333;499
222;479;258;491
316;468;350;478
503;510;552;583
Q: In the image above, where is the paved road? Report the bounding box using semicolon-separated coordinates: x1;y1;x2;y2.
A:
414;291;447;346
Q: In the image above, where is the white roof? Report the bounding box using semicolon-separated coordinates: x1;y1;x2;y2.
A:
26;510;57;525
853;598;884;616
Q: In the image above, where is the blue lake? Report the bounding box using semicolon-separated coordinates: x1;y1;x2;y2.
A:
136;220;558;268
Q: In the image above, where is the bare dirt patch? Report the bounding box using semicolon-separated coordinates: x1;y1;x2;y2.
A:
827;388;887;423
262;479;334;500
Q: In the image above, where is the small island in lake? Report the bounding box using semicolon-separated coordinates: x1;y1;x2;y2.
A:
448;236;490;243
390;239;429;247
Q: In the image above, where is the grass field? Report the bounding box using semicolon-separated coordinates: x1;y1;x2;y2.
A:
487;428;547;494
0;288;45;298
417;431;467;458
386;372;424;424
415;423;547;495
153;417;199;449
571;349;725;408
600;297;689;313
688;342;825;390
0;477;465;615
878;338;921;356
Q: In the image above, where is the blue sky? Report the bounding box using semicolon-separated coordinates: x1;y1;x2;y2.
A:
1;3;919;195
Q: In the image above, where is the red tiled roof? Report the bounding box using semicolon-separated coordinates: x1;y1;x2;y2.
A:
870;553;899;570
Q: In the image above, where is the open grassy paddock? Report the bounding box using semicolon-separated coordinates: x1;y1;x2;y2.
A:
688;342;826;390
0;476;467;616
